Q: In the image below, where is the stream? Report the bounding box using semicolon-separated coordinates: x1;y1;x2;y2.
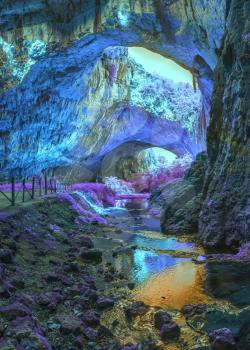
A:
81;201;250;349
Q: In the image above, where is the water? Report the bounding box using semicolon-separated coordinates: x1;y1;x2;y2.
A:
98;205;250;349
93;207;210;309
131;249;189;284
127;233;196;253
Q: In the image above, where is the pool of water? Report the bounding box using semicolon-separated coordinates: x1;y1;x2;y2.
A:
131;248;189;283
93;208;209;308
127;233;196;253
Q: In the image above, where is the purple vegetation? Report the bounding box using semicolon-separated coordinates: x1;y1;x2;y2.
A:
58;193;107;225
71;183;116;207
130;163;187;192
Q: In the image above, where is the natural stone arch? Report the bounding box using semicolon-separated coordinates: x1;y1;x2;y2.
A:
0;0;226;177
100;141;179;179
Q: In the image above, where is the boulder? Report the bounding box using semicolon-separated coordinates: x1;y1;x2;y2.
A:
160;322;180;341
79;249;102;263
154;310;172;330
96;296;114;309
209;328;237;350
57;315;83;335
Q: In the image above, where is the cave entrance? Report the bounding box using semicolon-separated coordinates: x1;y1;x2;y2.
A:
128;47;195;87
100;140;191;182
93;46;203;183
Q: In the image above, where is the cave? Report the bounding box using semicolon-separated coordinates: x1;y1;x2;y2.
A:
0;1;249;349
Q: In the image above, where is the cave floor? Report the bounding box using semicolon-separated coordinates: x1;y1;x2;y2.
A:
0;197;249;350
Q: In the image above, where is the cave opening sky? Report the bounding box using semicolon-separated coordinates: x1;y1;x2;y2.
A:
128;47;193;85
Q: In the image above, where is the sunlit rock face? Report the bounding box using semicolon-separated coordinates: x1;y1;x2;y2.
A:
101;143;177;179
0;43;202;177
0;0;226;176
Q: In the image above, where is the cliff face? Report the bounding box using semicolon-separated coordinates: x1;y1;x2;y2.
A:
0;0;225;175
0;44;202;177
198;0;250;248
161;0;250;248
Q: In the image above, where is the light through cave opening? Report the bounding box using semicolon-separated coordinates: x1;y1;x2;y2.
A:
94;46;203;183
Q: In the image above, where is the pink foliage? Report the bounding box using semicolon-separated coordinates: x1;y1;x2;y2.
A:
58;192;107;225
130;163;187;193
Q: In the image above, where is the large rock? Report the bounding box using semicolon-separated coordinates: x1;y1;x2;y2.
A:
208;328;237;350
160;152;207;234
79;248;102;263
198;0;250;249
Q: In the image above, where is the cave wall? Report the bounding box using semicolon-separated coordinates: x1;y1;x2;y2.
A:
0;0;225;177
161;0;250;248
199;0;250;248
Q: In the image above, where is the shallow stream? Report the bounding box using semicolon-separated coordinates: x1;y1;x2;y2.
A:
86;203;250;349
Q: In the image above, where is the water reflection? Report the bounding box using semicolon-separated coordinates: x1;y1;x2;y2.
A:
129;234;195;253
134;259;209;308
132;249;189;284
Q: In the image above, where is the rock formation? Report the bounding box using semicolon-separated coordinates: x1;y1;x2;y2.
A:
0;0;249;248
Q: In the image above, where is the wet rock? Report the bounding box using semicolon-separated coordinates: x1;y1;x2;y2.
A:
116;272;125;279
127;282;135;290
83;288;98;302
124;301;149;322
0;339;17;350
0;303;31;320
74;335;85;348
137;338;160;350
80;249;102;263
154;310;172;330
238;322;250;349
209;328;237;350
82;326;98;341
181;304;206;317
120;343;137;350
11;277;25;289
96;296;114;309
0;249;13;264
45;272;61;282
192;255;207;264
82;310;100;327
97;325;113;339
160;322;180;341
160;153;207;235
104;271;114;282
36;292;63;308
57;315;83;335
79;237;94;248
68;262;80;272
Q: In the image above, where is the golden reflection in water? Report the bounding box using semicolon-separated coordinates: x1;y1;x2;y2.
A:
133;260;211;309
